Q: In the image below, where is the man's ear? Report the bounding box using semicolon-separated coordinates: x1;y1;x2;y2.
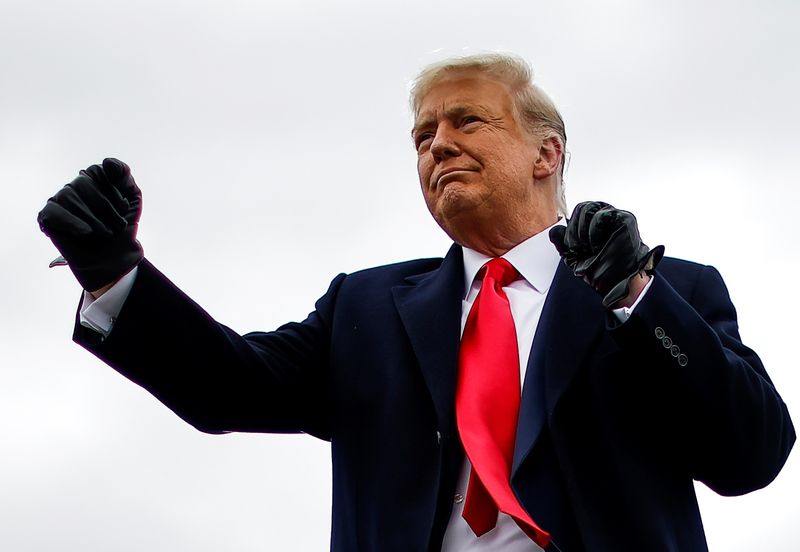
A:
532;136;563;179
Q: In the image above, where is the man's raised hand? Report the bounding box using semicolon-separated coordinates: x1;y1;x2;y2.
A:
549;201;664;308
37;158;144;293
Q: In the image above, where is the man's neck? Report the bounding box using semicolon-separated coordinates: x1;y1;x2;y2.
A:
456;213;559;257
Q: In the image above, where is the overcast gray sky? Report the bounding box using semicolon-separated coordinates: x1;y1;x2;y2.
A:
2;0;798;550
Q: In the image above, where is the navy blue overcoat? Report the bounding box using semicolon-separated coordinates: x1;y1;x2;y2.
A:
74;245;795;551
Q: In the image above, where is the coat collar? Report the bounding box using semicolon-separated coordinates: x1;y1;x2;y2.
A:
391;243;465;433
512;261;606;477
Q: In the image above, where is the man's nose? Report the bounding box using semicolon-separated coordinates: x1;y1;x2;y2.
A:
430;125;461;161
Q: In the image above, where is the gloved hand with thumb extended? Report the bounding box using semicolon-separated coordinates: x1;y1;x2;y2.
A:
549;201;664;308
37;158;144;292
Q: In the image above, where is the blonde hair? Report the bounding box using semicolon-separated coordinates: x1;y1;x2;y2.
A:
410;53;568;216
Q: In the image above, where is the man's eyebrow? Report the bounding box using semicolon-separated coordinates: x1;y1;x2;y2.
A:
411;115;435;137
412;103;494;137
446;103;492;119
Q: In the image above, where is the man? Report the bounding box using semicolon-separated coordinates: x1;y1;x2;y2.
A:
38;54;794;551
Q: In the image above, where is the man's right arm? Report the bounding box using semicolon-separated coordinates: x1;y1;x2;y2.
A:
73;258;343;440
40;159;336;439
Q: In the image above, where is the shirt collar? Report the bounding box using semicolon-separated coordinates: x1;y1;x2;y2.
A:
461;218;566;298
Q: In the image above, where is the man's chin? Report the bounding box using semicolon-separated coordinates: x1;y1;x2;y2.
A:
430;189;486;235
435;182;479;210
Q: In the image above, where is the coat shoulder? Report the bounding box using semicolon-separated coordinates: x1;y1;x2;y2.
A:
657;255;707;274
343;256;446;287
654;255;719;298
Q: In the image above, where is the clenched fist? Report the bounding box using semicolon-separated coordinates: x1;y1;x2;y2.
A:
37;158;143;292
549;201;664;308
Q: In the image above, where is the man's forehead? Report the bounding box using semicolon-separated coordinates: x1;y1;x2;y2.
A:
414;102;493;130
413;76;513;128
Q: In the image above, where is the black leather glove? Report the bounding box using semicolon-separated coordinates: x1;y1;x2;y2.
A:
37;158;143;291
549;201;664;308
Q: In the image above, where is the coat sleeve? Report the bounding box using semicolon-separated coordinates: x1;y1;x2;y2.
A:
610;264;795;496
73;258;345;440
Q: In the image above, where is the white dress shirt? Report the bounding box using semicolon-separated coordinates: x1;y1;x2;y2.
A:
78;223;652;551
79;266;138;336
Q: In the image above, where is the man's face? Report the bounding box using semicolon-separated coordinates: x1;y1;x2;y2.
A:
413;71;544;246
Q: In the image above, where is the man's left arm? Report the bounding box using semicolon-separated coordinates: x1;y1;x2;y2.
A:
610;262;795;495
551;201;794;495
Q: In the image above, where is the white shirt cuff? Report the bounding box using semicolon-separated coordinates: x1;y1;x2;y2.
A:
611;275;654;323
79;266;139;336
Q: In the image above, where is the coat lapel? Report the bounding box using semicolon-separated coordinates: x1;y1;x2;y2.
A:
391;243;465;433
512;261;606;476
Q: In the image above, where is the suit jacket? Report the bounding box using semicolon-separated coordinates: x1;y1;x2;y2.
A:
73;244;795;551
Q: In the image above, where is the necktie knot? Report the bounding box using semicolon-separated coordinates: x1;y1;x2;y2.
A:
483;257;519;288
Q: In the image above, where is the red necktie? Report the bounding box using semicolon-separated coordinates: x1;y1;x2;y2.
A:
456;257;551;548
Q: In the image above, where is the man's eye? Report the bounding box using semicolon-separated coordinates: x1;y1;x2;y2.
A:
415;133;433;149
461;116;482;127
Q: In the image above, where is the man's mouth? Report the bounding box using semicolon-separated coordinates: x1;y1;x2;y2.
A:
434;168;475;189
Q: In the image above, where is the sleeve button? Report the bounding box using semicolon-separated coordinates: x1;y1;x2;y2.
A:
678;354;688;366
662;336;673;348
670;345;680;357
655;327;665;339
